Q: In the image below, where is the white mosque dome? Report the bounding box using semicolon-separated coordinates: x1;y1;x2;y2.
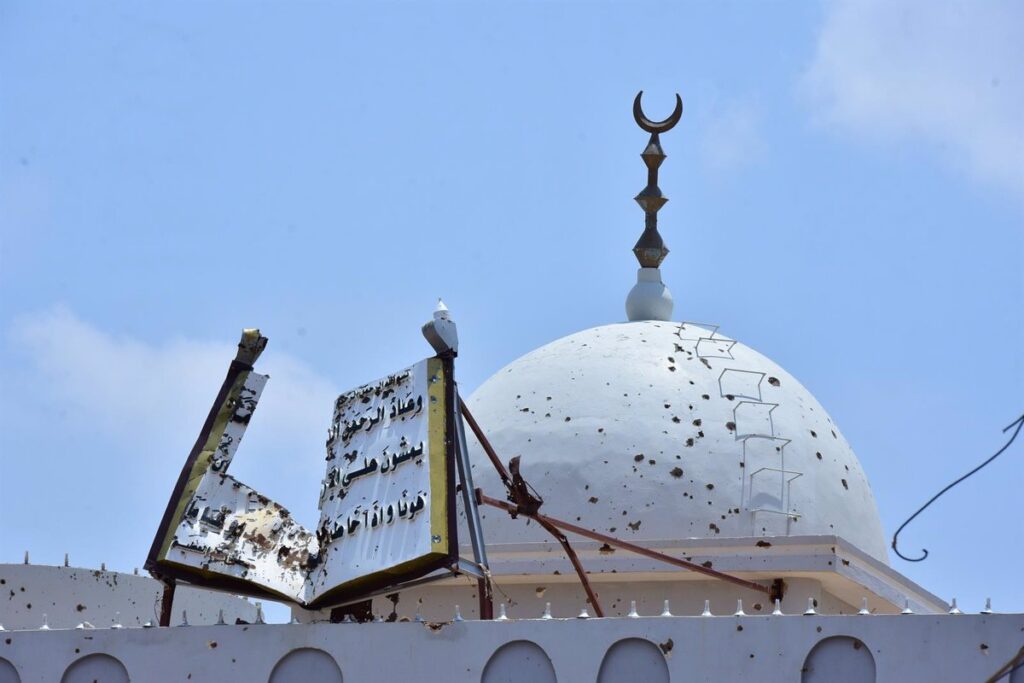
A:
466;320;889;563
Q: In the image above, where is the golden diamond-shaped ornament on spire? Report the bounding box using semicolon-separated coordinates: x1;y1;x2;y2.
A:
631;91;682;268
626;91;683;321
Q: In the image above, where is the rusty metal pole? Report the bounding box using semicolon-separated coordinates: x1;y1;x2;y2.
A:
459;400;513;488
158;580;176;627
532;516;604;617
479;493;772;597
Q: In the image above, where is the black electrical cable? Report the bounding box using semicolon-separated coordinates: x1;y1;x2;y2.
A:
891;412;1024;562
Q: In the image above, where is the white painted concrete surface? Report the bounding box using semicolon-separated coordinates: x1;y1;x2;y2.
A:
0;565;257;629
463;321;888;562
1;614;1020;682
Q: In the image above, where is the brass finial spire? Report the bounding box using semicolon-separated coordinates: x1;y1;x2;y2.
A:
626;91;683;321
631;91;682;267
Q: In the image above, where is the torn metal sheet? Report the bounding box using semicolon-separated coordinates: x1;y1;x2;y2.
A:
148;331;455;607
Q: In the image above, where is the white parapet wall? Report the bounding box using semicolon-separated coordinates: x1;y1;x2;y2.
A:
0;613;1021;682
0;565;257;629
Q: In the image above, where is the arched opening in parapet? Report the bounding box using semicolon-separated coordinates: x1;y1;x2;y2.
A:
0;657;21;683
269;648;343;683
482;640;556;683
801;636;875;683
60;654;130;683
597;638;669;683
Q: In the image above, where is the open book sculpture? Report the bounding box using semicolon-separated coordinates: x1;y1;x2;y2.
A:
146;329;457;608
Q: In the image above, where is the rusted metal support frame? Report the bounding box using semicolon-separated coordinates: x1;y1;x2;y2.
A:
479;493;772;597
985;645;1024;683
158;580;176;627
461;399;602;614
459;399;513;488
532;515;604;616
452;389;494;620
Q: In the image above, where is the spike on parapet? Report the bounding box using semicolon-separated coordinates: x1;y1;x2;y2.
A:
901;600;914;615
804;598;817;616
948;598;962;615
626;91;683;322
734;600;746;616
496;604;509;621
541;603;553;620
627;600;639;618
858;598;871;615
453;605;464;622
981;598;993;614
701;600;713;617
577;606;591;619
660;600;672;617
772;599;784;616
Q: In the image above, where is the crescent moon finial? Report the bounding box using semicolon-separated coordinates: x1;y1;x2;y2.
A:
633;91;683;134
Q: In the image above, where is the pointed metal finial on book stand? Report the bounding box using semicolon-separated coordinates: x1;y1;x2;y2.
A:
627;91;683;322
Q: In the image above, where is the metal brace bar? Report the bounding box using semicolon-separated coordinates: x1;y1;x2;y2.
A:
453;391;494;619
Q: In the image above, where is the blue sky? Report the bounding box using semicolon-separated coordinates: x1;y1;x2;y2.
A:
1;0;1021;619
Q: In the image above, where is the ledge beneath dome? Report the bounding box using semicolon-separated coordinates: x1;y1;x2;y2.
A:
442;534;946;615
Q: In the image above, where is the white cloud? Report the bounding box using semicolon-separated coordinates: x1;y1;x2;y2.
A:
699;101;765;174
10;307;338;524
803;0;1024;197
